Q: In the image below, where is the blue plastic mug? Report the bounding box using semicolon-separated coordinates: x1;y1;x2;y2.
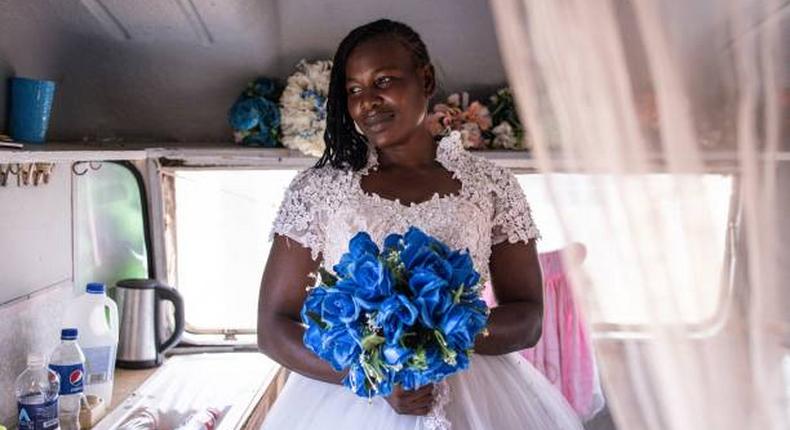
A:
9;77;56;143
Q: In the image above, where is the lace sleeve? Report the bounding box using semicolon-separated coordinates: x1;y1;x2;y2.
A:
490;168;541;245
269;168;327;260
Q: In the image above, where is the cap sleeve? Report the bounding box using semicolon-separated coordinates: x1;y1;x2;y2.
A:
269;168;327;260
491;168;541;245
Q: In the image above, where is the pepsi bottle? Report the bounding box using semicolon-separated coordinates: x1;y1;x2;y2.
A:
49;328;86;430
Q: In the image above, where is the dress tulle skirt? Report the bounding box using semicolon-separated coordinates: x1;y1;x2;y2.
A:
259;353;583;430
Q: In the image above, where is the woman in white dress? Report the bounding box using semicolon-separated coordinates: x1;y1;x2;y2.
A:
257;19;583;429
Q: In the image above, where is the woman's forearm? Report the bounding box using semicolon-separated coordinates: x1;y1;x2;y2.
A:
258;314;346;385
474;301;542;355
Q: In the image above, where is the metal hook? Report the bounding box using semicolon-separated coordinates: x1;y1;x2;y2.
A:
72;162;89;176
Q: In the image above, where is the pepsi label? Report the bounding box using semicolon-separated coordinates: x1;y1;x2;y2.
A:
17;397;58;430
50;363;84;394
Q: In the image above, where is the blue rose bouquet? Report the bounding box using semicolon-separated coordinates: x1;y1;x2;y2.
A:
301;226;489;398
228;77;282;147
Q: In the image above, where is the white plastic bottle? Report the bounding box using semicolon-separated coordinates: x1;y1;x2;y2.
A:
62;282;119;405
15;353;60;430
49;328;86;430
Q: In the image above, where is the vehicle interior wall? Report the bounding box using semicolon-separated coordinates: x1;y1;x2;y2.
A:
0;0;504;144
0;163;73;423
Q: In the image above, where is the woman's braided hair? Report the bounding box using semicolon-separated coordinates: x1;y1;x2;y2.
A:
316;19;433;170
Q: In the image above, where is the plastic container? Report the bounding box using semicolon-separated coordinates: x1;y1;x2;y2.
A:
9;77;56;144
116;408;157;430
50;328;86;430
174;408;222;430
62;282;119;406
15;353;60;430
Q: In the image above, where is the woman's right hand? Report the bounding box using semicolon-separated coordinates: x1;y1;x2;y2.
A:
385;384;435;416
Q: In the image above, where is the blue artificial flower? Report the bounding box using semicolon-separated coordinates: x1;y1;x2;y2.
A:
382;341;411;366
320;290;360;325
382;233;404;253
303;322;325;356
408;269;452;328
338;255;393;309
439;304;488;350
344;363;373;397
300;286;327;324
447;250;480;291
374;294;419;341
322;324;362;371
249;78;278;98
333;232;380;277
228;98;261;131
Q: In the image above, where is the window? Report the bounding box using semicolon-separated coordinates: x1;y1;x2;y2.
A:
74;162;150;293
167;165;734;335
516;173;734;327
171;169;298;333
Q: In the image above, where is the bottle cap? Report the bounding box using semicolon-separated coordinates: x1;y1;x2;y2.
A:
27;353;46;367
61;328;78;340
86;282;105;294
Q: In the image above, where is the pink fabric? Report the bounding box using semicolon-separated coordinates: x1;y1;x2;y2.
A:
483;245;596;419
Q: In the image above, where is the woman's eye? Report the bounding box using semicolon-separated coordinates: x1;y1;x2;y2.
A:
375;77;393;87
347;87;361;95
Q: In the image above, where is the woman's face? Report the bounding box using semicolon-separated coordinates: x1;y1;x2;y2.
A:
345;35;433;148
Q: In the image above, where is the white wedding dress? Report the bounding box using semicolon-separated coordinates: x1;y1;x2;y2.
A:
262;132;583;430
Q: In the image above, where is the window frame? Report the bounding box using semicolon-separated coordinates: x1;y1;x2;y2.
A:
142;149;741;345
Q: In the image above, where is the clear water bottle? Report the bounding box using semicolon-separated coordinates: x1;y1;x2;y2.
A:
50;328;86;430
15;353;60;430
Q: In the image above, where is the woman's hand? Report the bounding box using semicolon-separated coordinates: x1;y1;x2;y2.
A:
384;384;435;416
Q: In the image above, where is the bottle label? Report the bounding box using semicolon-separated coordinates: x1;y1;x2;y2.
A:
49;363;85;394
17;398;59;430
83;346;114;385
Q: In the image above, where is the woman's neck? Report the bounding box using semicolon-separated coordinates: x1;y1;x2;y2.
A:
374;129;437;171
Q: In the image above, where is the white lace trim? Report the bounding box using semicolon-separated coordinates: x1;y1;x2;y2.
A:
270;131;540;275
424;380;451;430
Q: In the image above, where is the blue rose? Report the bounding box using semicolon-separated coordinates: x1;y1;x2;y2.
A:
333;232;379;277
374;294;418;341
322;324;362;371
249;78;278;98
447;250;480;291
256;98;280;129
439;304;488;350
382;233;404;253
400;227;432;268
320;290;360;325
409;269;452;328
302;322;325;356
382;341;411;366
228;98;260;131
300;286;327;324
337;255;393;309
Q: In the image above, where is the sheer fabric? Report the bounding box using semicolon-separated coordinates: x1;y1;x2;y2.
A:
490;0;788;428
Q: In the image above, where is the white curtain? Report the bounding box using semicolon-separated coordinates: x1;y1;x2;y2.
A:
489;0;788;428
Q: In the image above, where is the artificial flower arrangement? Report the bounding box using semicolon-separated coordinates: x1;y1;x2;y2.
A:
301;227;489;400
228;78;283;147
279;59;333;157
427;88;530;151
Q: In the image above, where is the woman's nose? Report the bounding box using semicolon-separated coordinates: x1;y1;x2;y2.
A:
359;89;383;113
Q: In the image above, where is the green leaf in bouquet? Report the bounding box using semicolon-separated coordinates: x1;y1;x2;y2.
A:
317;267;338;287
408;347;428;371
361;333;386;350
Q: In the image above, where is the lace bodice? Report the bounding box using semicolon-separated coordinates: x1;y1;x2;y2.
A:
270;131;540;282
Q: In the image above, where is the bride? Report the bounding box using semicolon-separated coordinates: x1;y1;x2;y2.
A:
257;19;582;429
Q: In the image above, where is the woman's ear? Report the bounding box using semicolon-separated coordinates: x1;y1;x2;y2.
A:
422;64;436;98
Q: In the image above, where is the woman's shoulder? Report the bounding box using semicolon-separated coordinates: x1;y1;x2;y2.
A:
439;133;516;188
286;165;356;202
